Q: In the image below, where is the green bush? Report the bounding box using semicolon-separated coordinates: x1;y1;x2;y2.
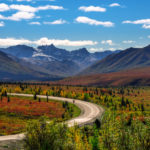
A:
24;117;75;150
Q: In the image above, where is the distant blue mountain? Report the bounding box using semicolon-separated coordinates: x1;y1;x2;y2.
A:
0;44;120;80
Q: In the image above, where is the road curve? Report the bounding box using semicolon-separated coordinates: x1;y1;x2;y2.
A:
0;93;104;141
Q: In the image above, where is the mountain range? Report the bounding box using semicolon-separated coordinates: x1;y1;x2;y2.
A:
57;44;150;86
80;45;150;75
0;44;119;81
1;43;150;84
0;50;60;81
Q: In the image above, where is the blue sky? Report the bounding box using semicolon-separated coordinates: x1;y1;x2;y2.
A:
0;0;150;52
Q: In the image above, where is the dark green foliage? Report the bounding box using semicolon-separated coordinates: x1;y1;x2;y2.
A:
24;118;75;150
84;93;89;101
33;93;37;100
94;119;101;129
121;97;126;107
141;104;145;112
90;128;100;150
46;92;49;102
7;96;10;103
63;101;69;109
0;95;2;102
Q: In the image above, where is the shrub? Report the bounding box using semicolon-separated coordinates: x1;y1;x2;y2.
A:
24;117;75;150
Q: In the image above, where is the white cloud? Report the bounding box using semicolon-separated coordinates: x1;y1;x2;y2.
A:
37;5;64;11
0;11;35;21
34;38;98;46
0;37;98;47
79;6;106;12
109;3;121;7
101;40;113;45
148;35;150;38
108;48;116;51
0;38;32;46
29;21;41;25
0;3;64;13
0;21;4;27
123;19;150;24
10;4;36;12
142;24;150;29
123;40;135;44
43;19;67;25
75;16;114;27
16;0;32;1
123;19;150;29
9;4;64;13
0;3;9;12
89;47;104;52
0;4;64;21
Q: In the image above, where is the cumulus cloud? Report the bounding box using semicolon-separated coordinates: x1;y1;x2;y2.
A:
29;21;41;25
108;48;116;51
123;40;135;44
109;3;121;7
123;19;150;29
0;11;35;21
123;19;150;24
0;37;98;47
0;3;9;12
143;24;150;29
79;6;106;12
89;47;104;52
0;3;64;21
89;47;117;52
37;5;64;11
34;38;98;46
16;0;32;1
10;4;37;12
101;40;113;45
75;16;114;27
0;21;4;27
0;38;32;46
43;19;67;25
1;4;64;12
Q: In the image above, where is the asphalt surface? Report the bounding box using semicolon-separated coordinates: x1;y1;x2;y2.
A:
0;93;104;141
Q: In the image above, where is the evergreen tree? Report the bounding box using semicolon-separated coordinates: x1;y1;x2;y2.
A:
141;104;145;112
0;95;2;102
34;93;37;100
7;96;10;103
84;93;89;101
46;92;49;102
121;97;126;107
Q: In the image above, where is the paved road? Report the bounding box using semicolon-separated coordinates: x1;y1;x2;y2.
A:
0;93;104;141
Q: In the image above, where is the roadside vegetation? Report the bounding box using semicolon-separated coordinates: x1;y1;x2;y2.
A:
0;83;150;149
0;90;80;135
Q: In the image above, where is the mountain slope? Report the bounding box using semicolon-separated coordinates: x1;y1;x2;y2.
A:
38;45;120;68
80;45;150;75
0;51;61;81
0;45;36;58
55;66;150;86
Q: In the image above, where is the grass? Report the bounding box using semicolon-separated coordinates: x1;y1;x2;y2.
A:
68;103;81;118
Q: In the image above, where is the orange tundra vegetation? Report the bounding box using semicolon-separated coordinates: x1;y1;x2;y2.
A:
0;97;65;118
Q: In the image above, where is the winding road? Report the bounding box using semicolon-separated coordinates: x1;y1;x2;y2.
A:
0;93;104;142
